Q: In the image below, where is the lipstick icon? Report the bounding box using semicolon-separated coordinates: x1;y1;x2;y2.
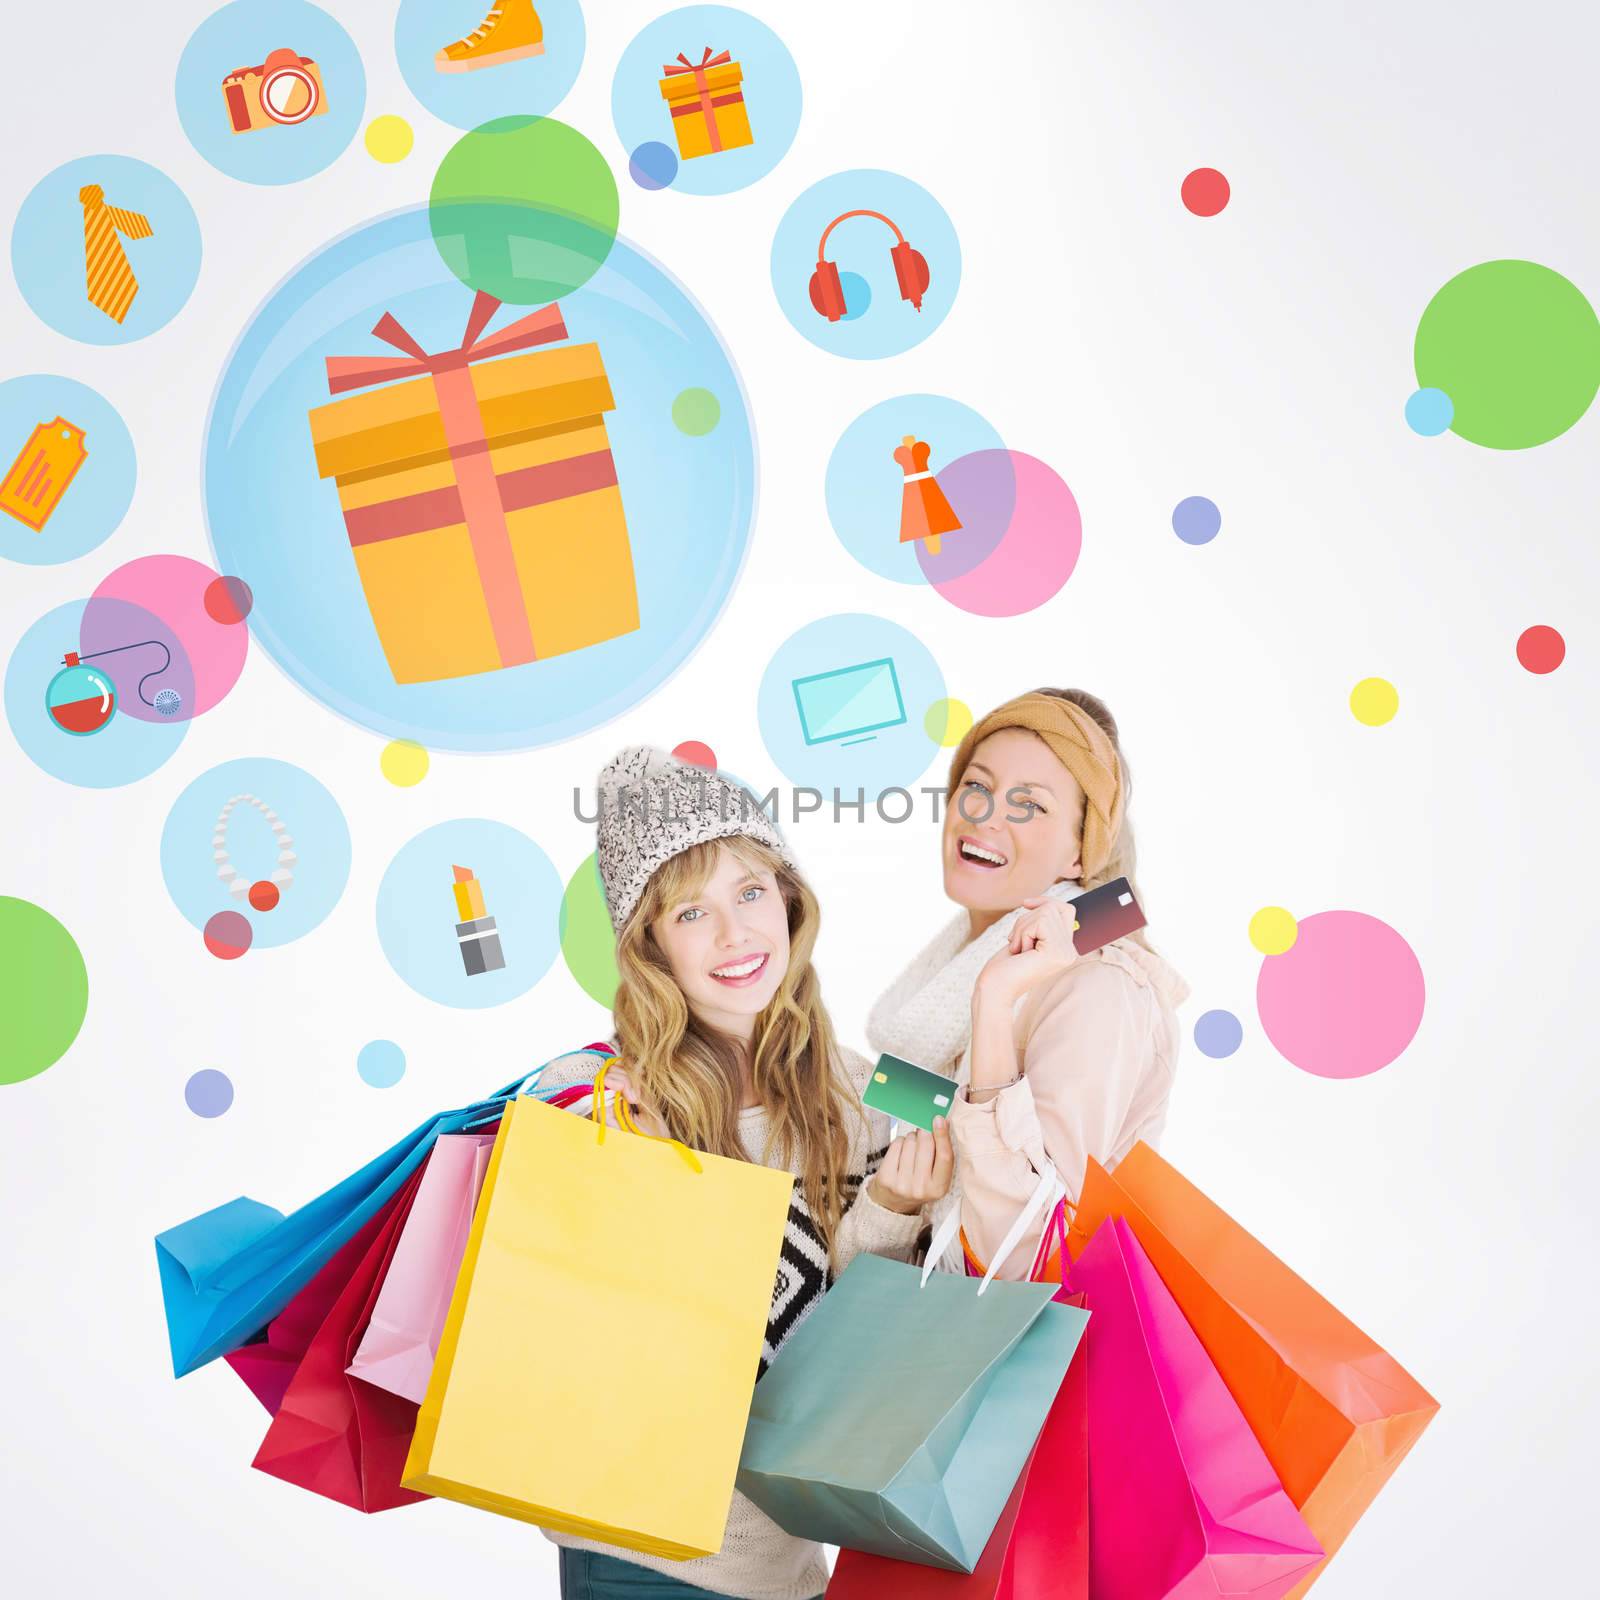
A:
452;864;506;977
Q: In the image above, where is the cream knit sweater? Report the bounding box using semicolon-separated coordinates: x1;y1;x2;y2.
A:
531;1044;923;1600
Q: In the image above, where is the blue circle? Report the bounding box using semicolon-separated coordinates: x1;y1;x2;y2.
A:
12;155;202;345
771;169;961;360
629;140;679;191
6;600;187;787
160;758;352;947
758;613;947;797
1193;1008;1244;1059
826;395;1008;585
612;7;801;197
203;204;755;751
358;1038;407;1087
1171;495;1221;545
837;271;871;322
397;0;584;130
0;376;137;566
1405;386;1454;437
185;1069;235;1117
377;819;561;1008
176;2;366;185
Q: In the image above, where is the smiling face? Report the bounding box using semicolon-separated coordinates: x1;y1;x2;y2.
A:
648;842;792;1042
943;727;1088;922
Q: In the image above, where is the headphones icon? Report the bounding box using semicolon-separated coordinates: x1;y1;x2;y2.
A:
808;210;931;324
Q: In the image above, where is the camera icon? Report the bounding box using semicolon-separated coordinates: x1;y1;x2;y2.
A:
222;47;328;134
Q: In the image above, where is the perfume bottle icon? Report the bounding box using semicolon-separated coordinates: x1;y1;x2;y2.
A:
453;864;506;977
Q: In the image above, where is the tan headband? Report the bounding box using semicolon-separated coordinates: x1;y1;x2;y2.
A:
945;692;1125;880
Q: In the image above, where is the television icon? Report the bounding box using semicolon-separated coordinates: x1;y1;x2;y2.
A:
791;657;907;747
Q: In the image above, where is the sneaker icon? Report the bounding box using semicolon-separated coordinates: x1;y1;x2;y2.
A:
435;0;545;74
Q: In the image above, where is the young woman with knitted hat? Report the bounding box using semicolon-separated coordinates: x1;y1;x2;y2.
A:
868;687;1191;1282
535;745;954;1600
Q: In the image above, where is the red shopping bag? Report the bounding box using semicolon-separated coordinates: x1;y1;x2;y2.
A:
246;1162;432;1511
826;1255;1089;1598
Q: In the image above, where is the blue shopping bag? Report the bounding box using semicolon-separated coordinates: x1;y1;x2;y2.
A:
155;1049;610;1377
738;1169;1089;1573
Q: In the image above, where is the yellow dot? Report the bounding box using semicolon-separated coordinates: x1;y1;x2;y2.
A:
1249;905;1298;956
1349;676;1399;726
365;116;414;164
924;697;973;747
381;739;429;787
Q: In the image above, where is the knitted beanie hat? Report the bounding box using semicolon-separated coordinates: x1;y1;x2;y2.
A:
595;745;803;933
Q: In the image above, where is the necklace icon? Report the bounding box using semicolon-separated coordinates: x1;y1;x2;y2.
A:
213;793;296;912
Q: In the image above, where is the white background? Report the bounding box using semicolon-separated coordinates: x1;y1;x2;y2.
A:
3;1;1597;1594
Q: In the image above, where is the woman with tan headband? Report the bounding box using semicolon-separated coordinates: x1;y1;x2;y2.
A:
867;687;1191;1280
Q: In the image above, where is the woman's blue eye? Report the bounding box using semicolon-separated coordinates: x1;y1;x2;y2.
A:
740;885;763;902
678;906;703;922
964;778;991;795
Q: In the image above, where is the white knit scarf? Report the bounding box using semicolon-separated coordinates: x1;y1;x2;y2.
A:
865;877;1087;1075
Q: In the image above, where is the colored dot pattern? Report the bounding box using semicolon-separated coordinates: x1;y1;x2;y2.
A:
1350;677;1399;726
381;739;430;786
560;853;620;1009
358;1040;407;1088
1249;905;1299;956
1516;625;1565;674
1181;168;1230;217
185;1069;234;1118
0;896;88;1085
1193;1009;1244;1059
672;741;717;769
628;140;678;191
1172;496;1221;545
365;115;414;164
1405;387;1454;436
203;910;253;960
672;389;721;437
924;698;973;747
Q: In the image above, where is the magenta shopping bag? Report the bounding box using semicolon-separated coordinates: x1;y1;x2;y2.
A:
1069;1217;1323;1600
344;1133;495;1404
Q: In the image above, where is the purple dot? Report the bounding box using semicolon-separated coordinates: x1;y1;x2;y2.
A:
1172;495;1221;545
629;141;678;190
1193;1009;1243;1058
185;1068;234;1118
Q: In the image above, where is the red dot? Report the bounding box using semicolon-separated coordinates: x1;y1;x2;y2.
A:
203;910;253;960
248;880;281;912
204;575;254;626
1181;168;1230;217
672;740;717;769
1516;625;1565;674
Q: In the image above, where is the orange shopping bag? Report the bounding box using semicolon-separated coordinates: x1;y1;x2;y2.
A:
1068;1143;1438;1598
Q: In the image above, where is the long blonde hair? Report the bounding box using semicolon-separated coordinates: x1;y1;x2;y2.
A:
611;833;865;1260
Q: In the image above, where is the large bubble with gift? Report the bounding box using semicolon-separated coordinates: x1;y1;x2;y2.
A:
203;203;754;750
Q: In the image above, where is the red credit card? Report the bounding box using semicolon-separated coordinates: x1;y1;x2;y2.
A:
1070;877;1146;955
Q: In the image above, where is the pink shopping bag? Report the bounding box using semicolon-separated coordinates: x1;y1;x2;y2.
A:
1069;1217;1323;1600
344;1133;495;1403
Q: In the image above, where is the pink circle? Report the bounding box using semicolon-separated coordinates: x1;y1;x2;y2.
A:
920;451;1081;617
1182;168;1231;216
1256;910;1424;1079
204;576;254;626
673;740;717;769
203;910;253;960
1516;624;1565;674
88;556;248;720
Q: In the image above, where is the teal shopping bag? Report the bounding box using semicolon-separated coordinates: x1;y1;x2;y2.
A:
737;1244;1089;1572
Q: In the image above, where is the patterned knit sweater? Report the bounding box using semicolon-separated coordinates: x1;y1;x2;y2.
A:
531;1044;923;1600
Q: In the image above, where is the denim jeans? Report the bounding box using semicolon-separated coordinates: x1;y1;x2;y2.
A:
557;1548;822;1600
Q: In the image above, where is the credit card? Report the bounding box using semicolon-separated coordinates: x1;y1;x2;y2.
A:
863;1052;955;1132
1070;876;1146;955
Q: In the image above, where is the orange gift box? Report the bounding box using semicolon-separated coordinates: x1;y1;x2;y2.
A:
659;47;752;160
1068;1143;1438;1598
308;292;639;686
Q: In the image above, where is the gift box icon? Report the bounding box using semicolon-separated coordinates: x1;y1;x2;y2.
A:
659;47;752;160
308;292;639;686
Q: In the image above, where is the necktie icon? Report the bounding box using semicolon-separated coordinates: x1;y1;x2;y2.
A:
79;183;153;325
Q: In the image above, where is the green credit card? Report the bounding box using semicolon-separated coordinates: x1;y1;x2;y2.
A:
863;1052;956;1132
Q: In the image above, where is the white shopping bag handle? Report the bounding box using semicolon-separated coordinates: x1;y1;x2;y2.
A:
921;1162;1065;1295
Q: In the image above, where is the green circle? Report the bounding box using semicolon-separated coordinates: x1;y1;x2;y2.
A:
1414;260;1600;449
559;853;618;1009
0;897;88;1085
429;116;620;306
672;388;721;437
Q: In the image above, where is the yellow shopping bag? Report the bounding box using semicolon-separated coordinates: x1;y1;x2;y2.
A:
402;1082;794;1559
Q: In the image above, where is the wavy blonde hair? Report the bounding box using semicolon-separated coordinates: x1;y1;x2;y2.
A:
612;833;866;1261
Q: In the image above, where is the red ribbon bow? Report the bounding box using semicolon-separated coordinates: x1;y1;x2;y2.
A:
663;46;731;76
324;291;568;396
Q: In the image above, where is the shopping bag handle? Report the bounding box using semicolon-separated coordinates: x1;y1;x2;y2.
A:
921;1162;1064;1295
592;1058;703;1173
